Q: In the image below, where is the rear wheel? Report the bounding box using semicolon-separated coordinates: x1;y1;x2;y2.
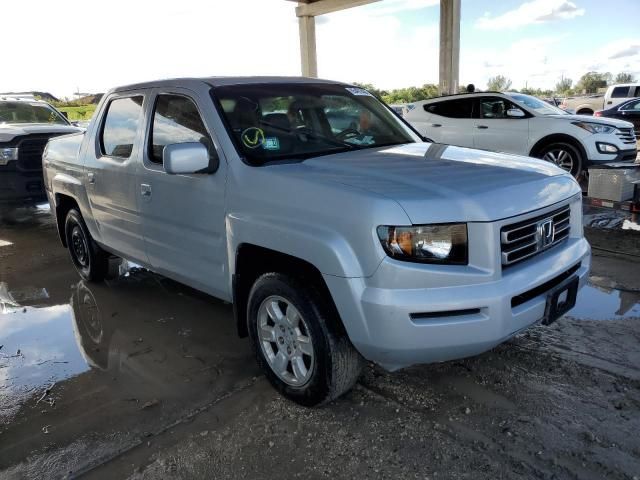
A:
537;142;583;179
247;273;364;407
64;209;109;282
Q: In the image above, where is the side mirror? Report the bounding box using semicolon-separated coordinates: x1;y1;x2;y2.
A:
61;111;69;119
163;142;218;175
506;108;525;118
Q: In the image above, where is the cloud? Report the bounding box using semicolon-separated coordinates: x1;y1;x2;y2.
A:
367;0;439;16
476;0;585;30
317;10;439;89
609;45;640;60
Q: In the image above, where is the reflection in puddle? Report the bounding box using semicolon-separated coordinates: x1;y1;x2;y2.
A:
568;283;640;320
0;303;89;422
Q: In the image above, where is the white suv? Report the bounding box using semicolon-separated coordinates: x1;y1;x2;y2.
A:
404;92;637;178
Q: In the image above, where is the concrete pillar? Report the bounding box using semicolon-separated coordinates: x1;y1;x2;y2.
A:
439;0;460;95
298;15;318;78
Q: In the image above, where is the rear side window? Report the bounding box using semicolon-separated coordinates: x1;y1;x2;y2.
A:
611;86;630;98
425;99;473;118
633;86;640;97
100;96;143;158
150;94;211;163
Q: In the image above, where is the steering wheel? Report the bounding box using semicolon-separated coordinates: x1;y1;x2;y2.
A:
335;128;361;140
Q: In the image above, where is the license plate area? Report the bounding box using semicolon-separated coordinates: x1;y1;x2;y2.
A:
543;276;579;325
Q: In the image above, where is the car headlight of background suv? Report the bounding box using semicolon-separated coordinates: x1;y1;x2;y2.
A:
377;223;468;264
571;121;617;135
0;147;18;166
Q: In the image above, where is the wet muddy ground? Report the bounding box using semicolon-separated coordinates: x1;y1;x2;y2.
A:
1;204;639;479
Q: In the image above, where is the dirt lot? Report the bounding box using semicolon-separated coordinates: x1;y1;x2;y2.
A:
1;205;639;480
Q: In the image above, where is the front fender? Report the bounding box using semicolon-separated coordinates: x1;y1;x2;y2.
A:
226;213;380;279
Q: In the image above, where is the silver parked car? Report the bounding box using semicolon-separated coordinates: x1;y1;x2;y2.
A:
43;77;591;406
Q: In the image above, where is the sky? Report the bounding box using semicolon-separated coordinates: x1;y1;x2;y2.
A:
2;0;639;99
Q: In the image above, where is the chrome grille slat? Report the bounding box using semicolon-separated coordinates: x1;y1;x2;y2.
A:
501;205;571;267
616;128;637;145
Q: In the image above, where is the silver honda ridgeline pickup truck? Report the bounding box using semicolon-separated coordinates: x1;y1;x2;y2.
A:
44;77;591;406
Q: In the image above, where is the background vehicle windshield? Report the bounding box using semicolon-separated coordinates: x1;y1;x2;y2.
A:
506;93;567;116
0;101;69;125
213;83;418;163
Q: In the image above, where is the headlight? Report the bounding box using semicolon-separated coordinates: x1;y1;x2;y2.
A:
571;121;616;135
377;223;468;264
0;147;18;165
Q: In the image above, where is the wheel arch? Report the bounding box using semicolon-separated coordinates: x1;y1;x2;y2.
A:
54;193;81;248
232;243;346;339
529;133;587;162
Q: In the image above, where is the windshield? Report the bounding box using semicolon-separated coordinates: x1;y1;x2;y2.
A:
212;83;418;163
0;101;69;125
506;93;567;116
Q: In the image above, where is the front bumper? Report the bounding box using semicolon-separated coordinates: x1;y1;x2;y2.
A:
0;166;47;205
324;201;591;371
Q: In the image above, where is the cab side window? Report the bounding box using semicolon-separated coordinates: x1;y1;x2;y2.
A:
150;94;212;164
611;86;630;98
100;96;144;158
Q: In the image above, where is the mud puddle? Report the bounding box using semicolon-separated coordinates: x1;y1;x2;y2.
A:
568;283;640;320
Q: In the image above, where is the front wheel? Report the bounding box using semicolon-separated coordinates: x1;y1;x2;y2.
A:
537;142;583;179
247;273;364;407
64;209;109;282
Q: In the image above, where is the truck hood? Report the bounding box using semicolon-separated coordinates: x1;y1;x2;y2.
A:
298;143;580;223
0;123;82;143
545;114;634;129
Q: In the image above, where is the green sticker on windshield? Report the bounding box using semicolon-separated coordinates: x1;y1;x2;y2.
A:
264;137;280;150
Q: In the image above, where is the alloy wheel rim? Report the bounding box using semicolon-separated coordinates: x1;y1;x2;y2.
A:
543;148;574;173
71;226;89;267
257;295;314;387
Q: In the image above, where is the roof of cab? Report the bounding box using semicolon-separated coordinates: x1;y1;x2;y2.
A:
112;76;346;93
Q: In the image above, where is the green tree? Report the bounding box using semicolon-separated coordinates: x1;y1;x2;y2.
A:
486;75;512;92
615;72;635;84
555;77;573;94
576;72;610;93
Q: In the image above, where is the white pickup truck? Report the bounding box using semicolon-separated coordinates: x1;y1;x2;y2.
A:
561;83;640;115
43;77;591;406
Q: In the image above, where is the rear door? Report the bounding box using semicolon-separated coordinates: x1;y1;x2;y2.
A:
137;88;228;298
473;96;530;155
423;98;475;147
84;92;148;263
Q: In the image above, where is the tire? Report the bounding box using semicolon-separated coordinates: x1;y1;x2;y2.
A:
536;142;583;179
64;208;109;282
577;109;593;116
247;273;364;407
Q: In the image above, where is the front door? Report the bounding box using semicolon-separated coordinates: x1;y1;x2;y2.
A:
616;99;640;132
84;93;148;263
137;89;228;298
473;96;530;155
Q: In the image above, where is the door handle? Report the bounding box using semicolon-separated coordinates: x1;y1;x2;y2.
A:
141;184;152;197
87;172;96;184
476;125;489;129
431;123;442;127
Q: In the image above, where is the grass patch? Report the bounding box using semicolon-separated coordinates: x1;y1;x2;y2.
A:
57;105;96;121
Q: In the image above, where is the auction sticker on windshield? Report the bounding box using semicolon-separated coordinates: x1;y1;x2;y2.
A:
345;87;373;97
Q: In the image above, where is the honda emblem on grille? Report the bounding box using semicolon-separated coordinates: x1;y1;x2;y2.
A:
537;219;555;248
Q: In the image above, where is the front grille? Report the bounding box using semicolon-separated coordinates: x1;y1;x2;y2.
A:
616;128;637;145
17;138;49;171
500;205;571;267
